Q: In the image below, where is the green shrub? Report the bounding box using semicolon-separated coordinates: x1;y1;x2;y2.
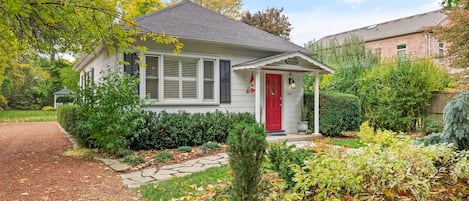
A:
41;106;55;111
57;105;83;143
127;111;255;150
357;121;398;147
423;117;444;135
305;91;361;137
121;154;145;166
285;128;466;200
201;141;220;151
227;123;267;201
175;146;192;153
357;58;448;132
267;141;315;188
155;151;174;163
75;70;144;154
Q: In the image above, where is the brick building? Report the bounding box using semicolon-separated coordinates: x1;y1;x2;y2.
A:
317;10;455;71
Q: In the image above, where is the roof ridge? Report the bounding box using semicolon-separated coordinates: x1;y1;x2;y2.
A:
133;0;190;21
319;9;444;41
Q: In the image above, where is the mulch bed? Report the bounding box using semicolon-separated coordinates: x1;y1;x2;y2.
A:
130;145;227;171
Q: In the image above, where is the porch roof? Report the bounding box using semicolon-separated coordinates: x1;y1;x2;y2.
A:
232;52;334;74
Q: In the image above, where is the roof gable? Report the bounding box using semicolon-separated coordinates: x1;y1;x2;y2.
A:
318;10;447;45
134;0;312;54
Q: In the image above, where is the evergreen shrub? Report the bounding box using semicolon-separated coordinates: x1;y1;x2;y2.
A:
127;111;255;150
57;105;82;141
305;91;361;136
227;122;267;201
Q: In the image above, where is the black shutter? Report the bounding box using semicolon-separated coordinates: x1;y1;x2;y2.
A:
124;53;139;76
124;53;140;95
219;60;231;103
91;68;94;83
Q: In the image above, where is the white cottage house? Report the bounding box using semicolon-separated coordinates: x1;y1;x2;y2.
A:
73;1;333;134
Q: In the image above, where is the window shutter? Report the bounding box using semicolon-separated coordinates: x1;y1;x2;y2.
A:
91;68;94;83
124;53;139;75
219;60;231;103
124;53;140;95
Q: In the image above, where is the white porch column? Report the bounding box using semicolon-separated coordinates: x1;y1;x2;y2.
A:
255;69;261;123
314;73;320;134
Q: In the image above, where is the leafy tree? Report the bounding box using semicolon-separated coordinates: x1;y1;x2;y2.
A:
60;67;80;93
1;59;46;109
121;0;165;19
442;0;469;9
241;7;292;40
357;58;449;132
169;0;243;19
0;0;182;106
305;36;379;94
434;3;469;68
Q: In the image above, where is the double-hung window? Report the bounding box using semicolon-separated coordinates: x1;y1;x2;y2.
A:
145;56;159;99
438;42;444;63
164;56;198;99
397;44;406;58
139;54;217;104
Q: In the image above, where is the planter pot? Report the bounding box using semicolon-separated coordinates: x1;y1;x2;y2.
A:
297;121;309;134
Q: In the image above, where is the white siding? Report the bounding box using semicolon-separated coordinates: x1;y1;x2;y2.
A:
80;49;118;85
79;39;307;133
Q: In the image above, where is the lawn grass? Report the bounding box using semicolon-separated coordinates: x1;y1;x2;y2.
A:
332;138;366;148
141;165;230;201
0;110;57;123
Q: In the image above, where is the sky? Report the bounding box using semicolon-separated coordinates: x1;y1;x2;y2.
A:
242;0;443;46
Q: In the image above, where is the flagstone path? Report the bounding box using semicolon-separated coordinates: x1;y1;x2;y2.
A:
116;139;317;188
119;153;229;188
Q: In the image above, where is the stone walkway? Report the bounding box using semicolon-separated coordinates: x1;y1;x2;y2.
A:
120;153;228;188
113;134;321;188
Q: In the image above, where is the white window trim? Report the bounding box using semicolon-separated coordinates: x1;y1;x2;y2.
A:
139;52;220;105
397;44;406;57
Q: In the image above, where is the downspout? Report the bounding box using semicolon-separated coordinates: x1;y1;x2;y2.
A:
426;31;431;57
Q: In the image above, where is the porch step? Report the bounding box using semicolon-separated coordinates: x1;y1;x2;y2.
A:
267;130;287;136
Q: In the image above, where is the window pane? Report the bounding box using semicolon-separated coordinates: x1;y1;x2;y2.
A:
146;57;158;77
164;80;179;98
204;60;214;100
204;61;214;79
182;59;197;78
204;81;214;99
164;58;179;77
146;79;158;99
182;81;197;98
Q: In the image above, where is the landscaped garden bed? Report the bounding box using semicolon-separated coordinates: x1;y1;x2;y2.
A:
124;143;227;171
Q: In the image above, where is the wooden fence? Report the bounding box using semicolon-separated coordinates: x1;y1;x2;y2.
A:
427;91;460;120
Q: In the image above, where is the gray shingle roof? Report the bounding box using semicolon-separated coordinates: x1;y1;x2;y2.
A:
53;88;75;95
134;0;312;54
318;10;447;45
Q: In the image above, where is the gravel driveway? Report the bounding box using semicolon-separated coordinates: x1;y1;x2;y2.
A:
0;122;139;201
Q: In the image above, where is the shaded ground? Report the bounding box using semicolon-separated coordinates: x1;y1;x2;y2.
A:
0;122;139;201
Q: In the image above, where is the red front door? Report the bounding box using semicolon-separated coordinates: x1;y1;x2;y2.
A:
265;74;282;131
